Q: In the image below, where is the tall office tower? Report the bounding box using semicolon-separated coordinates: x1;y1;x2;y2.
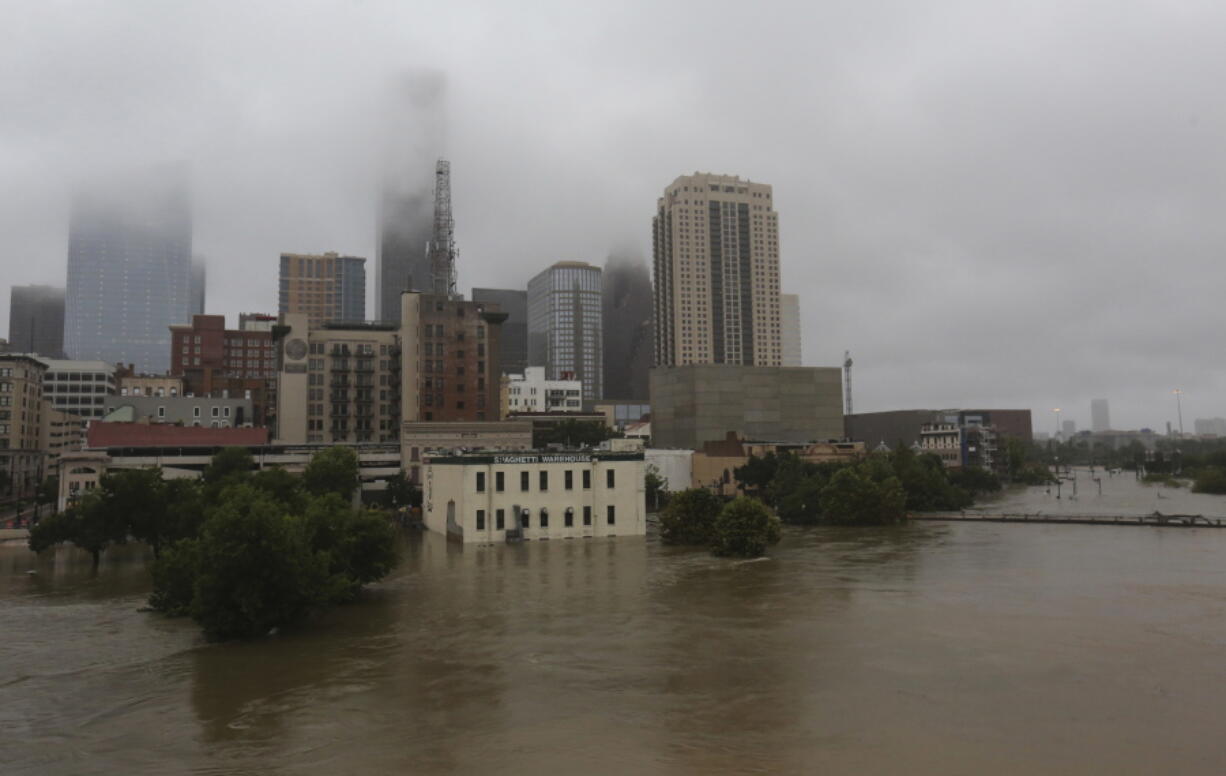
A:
375;72;445;322
527;261;603;400
652;172;782;367
190;256;207;316
472;288;527;374
278;252;366;327
1091;398;1110;432
64;167;192;373
601;253;652;400
780;293;802;367
1062;419;1076;438
8;285;65;358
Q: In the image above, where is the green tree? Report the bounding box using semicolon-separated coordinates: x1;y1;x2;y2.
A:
380;471;420;510
34;475;58;518
303;494;400;602
101;468;170;556
818;467;907;525
711;496;782;558
1192;467;1226;494
188;485;330;641
27;492;127;568
303;446;360;500
734;452;780;500
645;464;667;511
532;419;617;448
203;447;255;499
948;467;1002;498
251;467;307;513
149;538;201;616
658;488;722;546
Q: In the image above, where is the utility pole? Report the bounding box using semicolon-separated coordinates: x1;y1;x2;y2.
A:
426;159;458;299
1172;388;1184;438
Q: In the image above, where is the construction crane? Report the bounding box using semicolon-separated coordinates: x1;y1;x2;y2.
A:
843;350;853;415
426;159;458;298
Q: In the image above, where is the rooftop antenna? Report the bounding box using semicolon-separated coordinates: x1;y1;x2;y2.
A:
843;350;853;415
426;159;458;298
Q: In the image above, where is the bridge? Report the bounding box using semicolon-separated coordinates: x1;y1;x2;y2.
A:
912;512;1226;528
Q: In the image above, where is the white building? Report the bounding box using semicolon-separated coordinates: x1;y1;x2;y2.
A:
780;293;802;367
34;358;118;419
506;366;582;413
423;450;646;544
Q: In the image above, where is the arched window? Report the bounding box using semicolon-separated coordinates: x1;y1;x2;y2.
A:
564;507;574;527
540;508;549;528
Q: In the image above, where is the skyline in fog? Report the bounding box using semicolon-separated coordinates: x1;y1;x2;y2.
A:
4;1;1226;432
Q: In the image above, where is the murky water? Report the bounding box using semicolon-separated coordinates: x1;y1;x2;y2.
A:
3;486;1226;774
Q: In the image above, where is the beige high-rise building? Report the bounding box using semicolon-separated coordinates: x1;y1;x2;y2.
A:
278;252;367;328
0;354;48;501
652;173;782;367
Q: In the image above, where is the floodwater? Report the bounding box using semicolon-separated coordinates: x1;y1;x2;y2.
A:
3;484;1226;774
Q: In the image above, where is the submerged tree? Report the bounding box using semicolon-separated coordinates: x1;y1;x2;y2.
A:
711;497;782;558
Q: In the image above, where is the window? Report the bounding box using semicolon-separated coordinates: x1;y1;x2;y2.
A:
540;509;549;528
495;471;504;492
539;471;548;491
521;471;529;491
193;406;201;418
520;508;530;528
211;406;219;418
496;509;505;530
607;469;615;488
607;505;616;525
157;406;165;419
476;509;486;530
582;470;591;489
565;470;573;490
476;472;485;492
565;508;574;527
583;506;592;525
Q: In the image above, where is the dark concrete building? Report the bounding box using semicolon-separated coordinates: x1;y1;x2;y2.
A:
65;166;192;373
472;288;527;375
651;364;843;450
528;261;603;400
8;284;65;358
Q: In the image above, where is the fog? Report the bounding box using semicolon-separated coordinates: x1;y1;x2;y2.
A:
4;0;1226;430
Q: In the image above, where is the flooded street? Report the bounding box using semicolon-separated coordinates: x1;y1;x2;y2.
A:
4;485;1226;774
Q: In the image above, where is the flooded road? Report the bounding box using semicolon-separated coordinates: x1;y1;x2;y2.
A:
3;493;1226;774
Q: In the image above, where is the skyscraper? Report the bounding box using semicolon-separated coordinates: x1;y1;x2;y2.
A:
601;253;652;400
278;252;366;327
652;172;782;367
528;261;603;400
472;288;527;375
65;167;193;373
1091;398;1110;432
8;284;65;358
780;293;801;367
190;256;207;316
375;72;445;322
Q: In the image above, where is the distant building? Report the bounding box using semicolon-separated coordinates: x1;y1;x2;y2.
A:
1193;417;1226;437
8;285;65;358
33;358;118;420
1091;398;1110;433
506;367;582;413
650;364;843;450
0;354;48;501
102;395;254;427
920;422;1001;472
845;409;1033;450
780;293;802;367
472;288;527;375
528;261;603;400
117;373;183;399
1062;419;1076;438
278;252;366;327
41;406;85;478
590;399;651;432
401;421;532;484
275;292;507;445
601;256;652;400
422;449;647;543
653;172;782;368
65;167;192;373
169;314;276;427
691;433;865;494
190;256;206;316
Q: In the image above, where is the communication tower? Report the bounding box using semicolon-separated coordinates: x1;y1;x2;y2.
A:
843;350;853;415
426;159;458;298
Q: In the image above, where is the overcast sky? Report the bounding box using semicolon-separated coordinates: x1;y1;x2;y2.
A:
4;0;1224;432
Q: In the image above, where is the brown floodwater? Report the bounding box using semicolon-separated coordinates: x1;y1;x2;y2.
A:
3;478;1226;774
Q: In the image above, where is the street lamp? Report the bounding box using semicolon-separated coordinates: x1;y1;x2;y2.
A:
1172;389;1184;438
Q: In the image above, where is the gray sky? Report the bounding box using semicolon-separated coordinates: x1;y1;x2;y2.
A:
4;0;1225;432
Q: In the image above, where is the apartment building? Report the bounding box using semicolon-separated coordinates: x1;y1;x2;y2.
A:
0;355;48;500
278;251;366;327
34;358;118;420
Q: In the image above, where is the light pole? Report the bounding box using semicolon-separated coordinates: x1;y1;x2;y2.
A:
1172;389;1184;438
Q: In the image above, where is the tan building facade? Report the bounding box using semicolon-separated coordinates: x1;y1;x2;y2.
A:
118;373;184;398
278;251;366;328
652;173;782;368
0;355;47;501
423;451;647;544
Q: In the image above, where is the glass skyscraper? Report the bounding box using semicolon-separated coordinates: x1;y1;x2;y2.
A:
64;167;192;373
527;261;603;401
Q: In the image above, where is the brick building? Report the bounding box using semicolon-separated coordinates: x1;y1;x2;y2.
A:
169;314;277;426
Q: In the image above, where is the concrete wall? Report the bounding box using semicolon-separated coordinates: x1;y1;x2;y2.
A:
645;448;692;493
649;364;843;450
